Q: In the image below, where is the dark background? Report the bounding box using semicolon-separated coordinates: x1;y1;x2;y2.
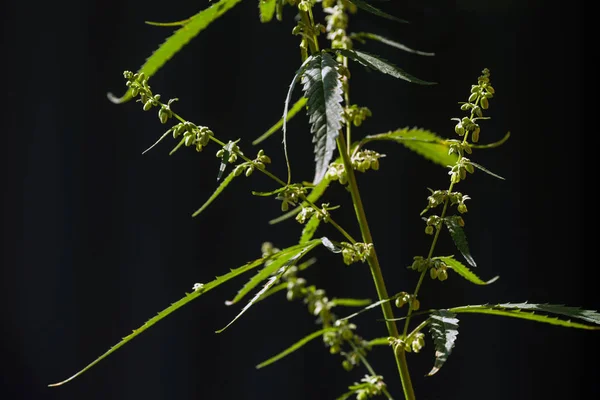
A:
3;0;594;399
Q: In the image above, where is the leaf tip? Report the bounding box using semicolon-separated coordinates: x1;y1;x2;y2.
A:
107;91;130;104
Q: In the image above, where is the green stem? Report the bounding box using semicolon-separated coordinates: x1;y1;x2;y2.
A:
402;181;454;337
336;133;415;400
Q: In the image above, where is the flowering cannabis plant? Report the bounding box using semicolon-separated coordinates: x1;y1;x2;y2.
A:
50;1;599;399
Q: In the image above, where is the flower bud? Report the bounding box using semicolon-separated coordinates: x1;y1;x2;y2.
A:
342;360;353;371
411;299;420;311
425;225;434;235
430;267;438;280
481;96;489;109
245;165;254;177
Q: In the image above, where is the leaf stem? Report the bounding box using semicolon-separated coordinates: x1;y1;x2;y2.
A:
336;133;415;400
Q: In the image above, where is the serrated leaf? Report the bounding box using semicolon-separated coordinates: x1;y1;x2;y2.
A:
351;32;434;56
331;298;372;307
301;52;345;184
108;0;242;104
363;127;458;167
444;216;476;267
300;213;321;244
217;240;321;333
256;327;335;369
253;97;307;145
450;303;600;330
436;256;498;285
191;168;238;218
346;0;408;23
427;310;459;376
336;49;436;85
226;241;320;306
283;56;317;183
469;161;505;180
259;0;277;23
256;257;318;303
269;173;332;225
47;254;268;387
338;295;399;321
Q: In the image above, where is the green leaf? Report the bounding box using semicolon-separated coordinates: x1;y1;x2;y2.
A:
253;97;307;145
450;303;600;330
331;298;372;307
435;256;498;285
351;32;434;56
256;327;335;369
346;0;408;23
301;52;345;184
336;49;436;85
256;257;318;303
300;213;321;244
191;168;238;218
259;0;277;23
363;128;458;167
338;295;400;321
108;0;242;104
427;310;459;376
269;175;331;225
444;216;476;267
226;241;320;306
470;131;511;149
217;240;321;333
283;56;317;183
47;254;268;387
469;161;505;180
368;337;391;347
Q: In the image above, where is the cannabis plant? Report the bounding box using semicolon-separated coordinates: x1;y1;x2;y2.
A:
49;1;599;399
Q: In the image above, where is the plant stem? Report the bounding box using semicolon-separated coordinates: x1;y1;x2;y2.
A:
336;133;415;400
402;182;454;337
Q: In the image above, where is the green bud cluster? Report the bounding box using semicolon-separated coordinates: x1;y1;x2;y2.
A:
124;71;179;125
352;374;386;400
344;105;372;127
351;149;382;172
167;122;213;152
428;259;449;281
276;184;308;211
421;189;470;215
340;242;374;265
448;157;475;184
394;292;420;311
326;162;347;184
278;262;372;370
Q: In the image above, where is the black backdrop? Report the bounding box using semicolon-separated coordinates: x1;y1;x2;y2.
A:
3;1;595;399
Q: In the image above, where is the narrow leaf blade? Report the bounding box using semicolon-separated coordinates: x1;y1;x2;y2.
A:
436;256;498;285
253;97;307;145
217;240;321;333
301;52;345;184
337;49;436;85
226;241;319;306
450;303;600;330
364;127;458;167
469;161;505;180
300;213;321;244
444;216;476;267
259;0;277;23
351;32;434;56
346;0;408;23
331;298;372;307
191;169;238;217
256;327;335;369
48;255;268;386
108;0;243;103
427;310;459;376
